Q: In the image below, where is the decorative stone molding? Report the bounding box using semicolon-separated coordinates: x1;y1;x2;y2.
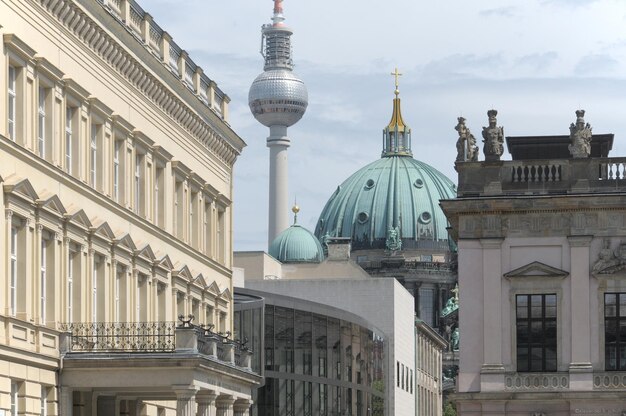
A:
35;0;242;166
504;373;569;391
594;372;626;389
504;261;568;281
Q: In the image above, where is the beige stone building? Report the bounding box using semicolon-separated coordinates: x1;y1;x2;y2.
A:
0;0;260;414
442;110;626;414
415;320;445;416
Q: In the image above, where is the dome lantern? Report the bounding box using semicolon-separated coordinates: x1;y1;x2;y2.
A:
382;68;412;158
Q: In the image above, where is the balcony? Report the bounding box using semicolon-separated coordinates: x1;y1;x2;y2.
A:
456;157;626;198
61;319;254;372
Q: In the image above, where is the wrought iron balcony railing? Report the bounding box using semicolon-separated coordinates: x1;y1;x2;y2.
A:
62;322;176;353
61;319;254;372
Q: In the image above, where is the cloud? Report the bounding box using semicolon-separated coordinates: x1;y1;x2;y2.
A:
515;52;559;71
574;54;619;76
419;54;507;81
541;0;599;5
480;6;517;17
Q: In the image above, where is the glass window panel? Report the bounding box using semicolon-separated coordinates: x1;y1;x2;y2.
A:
530;347;543;371
620;294;626;316
517;347;528;372
606;345;617;370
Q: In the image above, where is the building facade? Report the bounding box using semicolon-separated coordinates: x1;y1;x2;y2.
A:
1;0;260;414
236;288;386;416
415;320;446;416
442;110;626;414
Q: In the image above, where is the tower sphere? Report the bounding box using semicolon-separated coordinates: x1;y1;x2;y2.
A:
249;69;308;128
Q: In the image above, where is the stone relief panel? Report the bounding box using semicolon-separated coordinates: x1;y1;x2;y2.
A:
458;210;626;239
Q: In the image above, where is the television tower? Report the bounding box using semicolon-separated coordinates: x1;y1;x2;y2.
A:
249;0;308;248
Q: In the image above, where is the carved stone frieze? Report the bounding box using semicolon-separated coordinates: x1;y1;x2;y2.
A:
458;210;626;239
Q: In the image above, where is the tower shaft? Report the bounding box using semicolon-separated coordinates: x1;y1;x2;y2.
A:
267;125;291;246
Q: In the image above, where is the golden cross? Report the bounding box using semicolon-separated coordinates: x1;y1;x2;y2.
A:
391;67;402;97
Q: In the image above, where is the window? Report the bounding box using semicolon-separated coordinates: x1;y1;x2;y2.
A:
204;201;212;257
189;191;198;246
65;107;73;174
8;66;16;140
174;179;184;238
41;386;48;416
115;266;127;322
113;140;121;201
10;226;17;317
156;283;167;322
10;381;18;416
40;236;47;323
38;86;46;158
605;293;626;370
92;254;105;322
137;273;147;321
516;294;557;372
217;208;225;263
67;248;74;323
154;166;165;227
396;361;400;387
192;299;200;321
134;153;144;215
90;124;98;188
419;288;435;327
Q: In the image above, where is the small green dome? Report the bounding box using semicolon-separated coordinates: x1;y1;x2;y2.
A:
269;224;325;263
315;157;456;251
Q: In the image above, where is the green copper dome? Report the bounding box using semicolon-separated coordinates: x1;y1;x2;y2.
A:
315;89;456;251
269;224;325;263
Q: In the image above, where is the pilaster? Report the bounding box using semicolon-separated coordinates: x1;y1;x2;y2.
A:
480;238;505;391
567;235;593;389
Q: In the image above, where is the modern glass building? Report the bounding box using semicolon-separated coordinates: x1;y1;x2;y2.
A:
235;288;386;416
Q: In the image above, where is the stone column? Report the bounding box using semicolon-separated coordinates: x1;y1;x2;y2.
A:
233;399;252;416
60;386;73;416
173;386;198;416
568;235;593;389
196;391;217;416
215;395;235;416
480;238;505;391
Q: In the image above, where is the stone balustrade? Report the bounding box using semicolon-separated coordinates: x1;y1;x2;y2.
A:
456;157;626;197
95;0;228;118
504;373;569;391
593;372;626;389
61;322;255;373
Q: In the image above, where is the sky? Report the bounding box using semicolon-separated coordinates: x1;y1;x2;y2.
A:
147;0;626;251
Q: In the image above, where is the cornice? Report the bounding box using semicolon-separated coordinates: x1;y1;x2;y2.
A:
36;0;243;167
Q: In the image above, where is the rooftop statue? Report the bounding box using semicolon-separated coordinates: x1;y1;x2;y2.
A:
451;327;460;351
569;109;592;158
482;109;504;161
455;117;478;162
441;293;459;317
